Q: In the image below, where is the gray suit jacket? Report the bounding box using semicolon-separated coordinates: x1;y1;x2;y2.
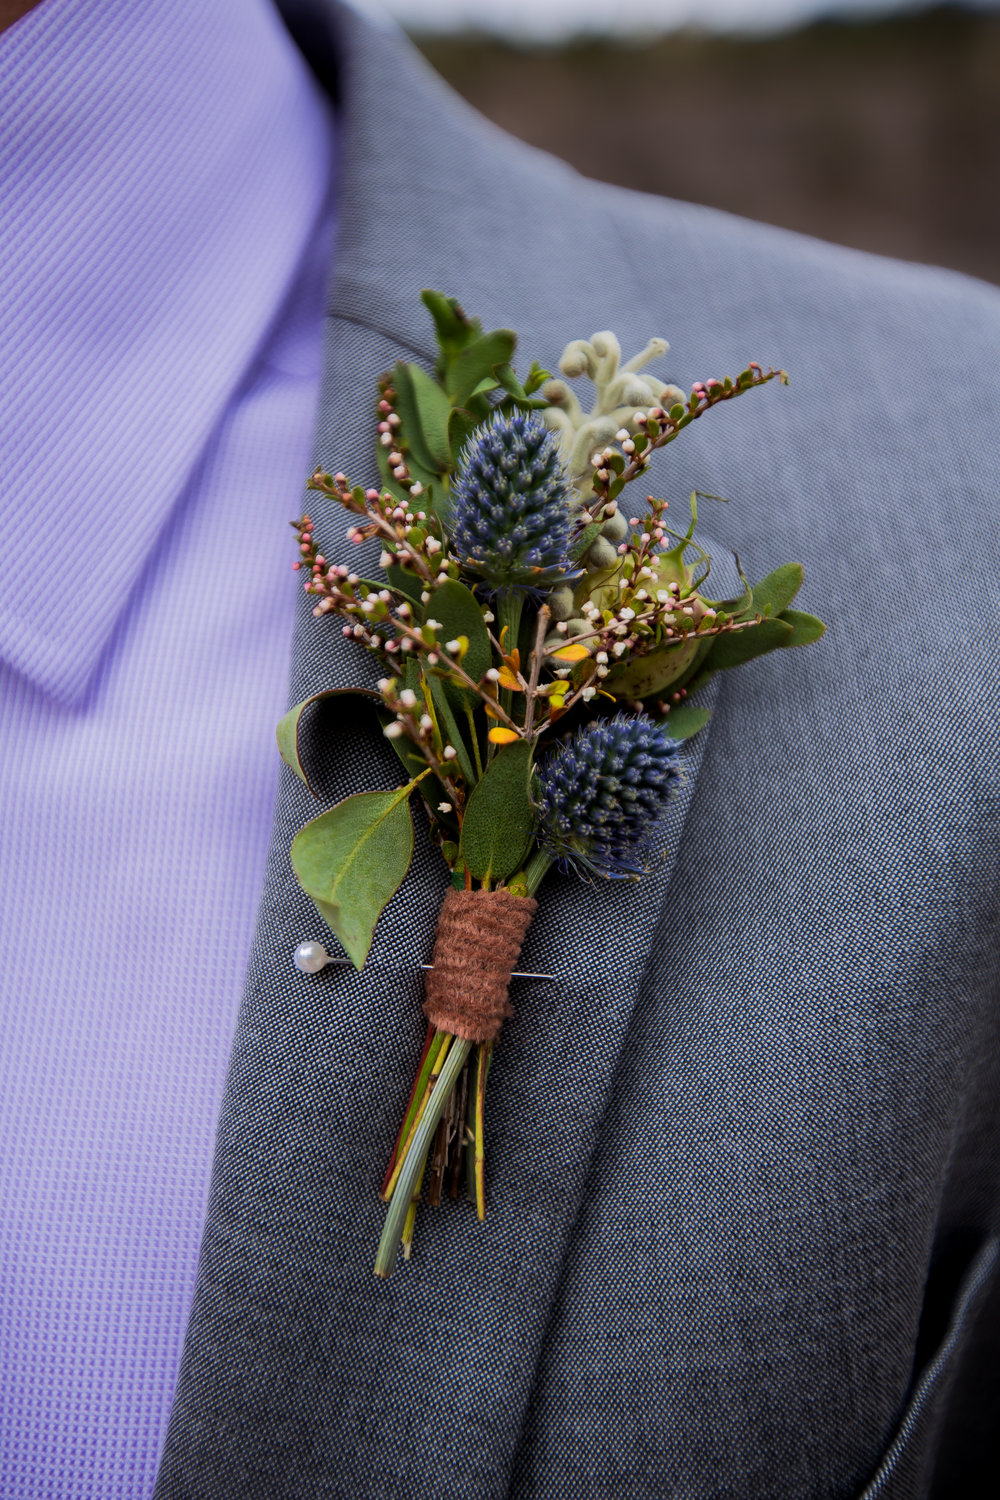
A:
155;3;1000;1494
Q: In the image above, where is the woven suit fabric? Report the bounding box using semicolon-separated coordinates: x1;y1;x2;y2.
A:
155;2;1000;1495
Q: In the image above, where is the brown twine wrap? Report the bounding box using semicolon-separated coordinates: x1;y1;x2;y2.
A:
422;887;538;1043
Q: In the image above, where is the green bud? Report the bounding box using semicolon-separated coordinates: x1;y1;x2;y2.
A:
585;536;619;571
601;510;628;543
548;585;576;621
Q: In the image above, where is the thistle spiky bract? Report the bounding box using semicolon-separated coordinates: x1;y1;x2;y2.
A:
450;410;575;590
534;715;681;878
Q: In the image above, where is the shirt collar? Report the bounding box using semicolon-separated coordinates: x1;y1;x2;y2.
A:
0;0;336;703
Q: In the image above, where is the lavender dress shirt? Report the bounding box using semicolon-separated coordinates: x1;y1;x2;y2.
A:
0;1;337;1493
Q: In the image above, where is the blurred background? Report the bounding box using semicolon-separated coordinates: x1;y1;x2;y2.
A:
376;0;1000;285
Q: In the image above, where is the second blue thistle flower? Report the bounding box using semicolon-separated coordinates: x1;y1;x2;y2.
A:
534;715;682;878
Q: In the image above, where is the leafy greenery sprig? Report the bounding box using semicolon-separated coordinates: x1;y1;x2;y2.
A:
278;291;825;1274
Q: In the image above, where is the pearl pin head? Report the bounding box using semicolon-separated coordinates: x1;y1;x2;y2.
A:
293;940;331;975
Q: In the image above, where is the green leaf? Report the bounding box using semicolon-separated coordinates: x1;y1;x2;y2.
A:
388;363;439;482
460;740;535;885
696;618;794;680
276;689;381;796
290;774;427;969
658;703;712;740
429;579;491;690
491;362;551;409
524;360;552;396
385;562;423;605
778;608;826;647
447;405;481;461
446;329;517;405
407;362;455;472
421;289;479;368
750;562;804;618
428;676;476;785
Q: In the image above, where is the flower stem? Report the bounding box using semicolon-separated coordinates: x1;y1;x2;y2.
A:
375;1034;472;1277
381;1031;452;1202
474;1042;490;1220
496;591;524;725
523;848;554;897
380;1023;440;1197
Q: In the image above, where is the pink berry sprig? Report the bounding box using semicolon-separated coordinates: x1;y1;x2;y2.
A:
591;365;787;509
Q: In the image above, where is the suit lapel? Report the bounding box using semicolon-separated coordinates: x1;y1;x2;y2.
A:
156;5;721;1492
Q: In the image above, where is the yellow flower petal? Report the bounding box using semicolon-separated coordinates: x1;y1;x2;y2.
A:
488;727;520;745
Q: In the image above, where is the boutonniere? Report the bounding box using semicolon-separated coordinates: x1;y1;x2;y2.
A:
280;292;825;1276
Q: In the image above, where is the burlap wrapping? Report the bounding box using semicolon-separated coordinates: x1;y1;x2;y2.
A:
422;887;538;1043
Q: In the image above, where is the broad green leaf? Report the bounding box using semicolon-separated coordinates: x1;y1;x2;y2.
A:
429;579;491;691
290;775;425;969
276;688;381;796
778;608;826;647
447;405;481;461
460;740;535;885
750;562;804;618
658;703;712;741
388;363;439;483
695;617;793;680
385;562;423;604
446;329;517;405
408;362;455;471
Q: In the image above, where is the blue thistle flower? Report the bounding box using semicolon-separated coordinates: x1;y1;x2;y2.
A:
534;714;681;878
450;411;575;590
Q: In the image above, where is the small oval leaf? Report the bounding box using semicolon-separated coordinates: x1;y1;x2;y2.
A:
750;562;804;618
778;608;826;647
657;703;712;741
460;740;535;885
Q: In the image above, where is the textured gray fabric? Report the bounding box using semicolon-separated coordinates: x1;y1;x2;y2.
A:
155;3;1000;1496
